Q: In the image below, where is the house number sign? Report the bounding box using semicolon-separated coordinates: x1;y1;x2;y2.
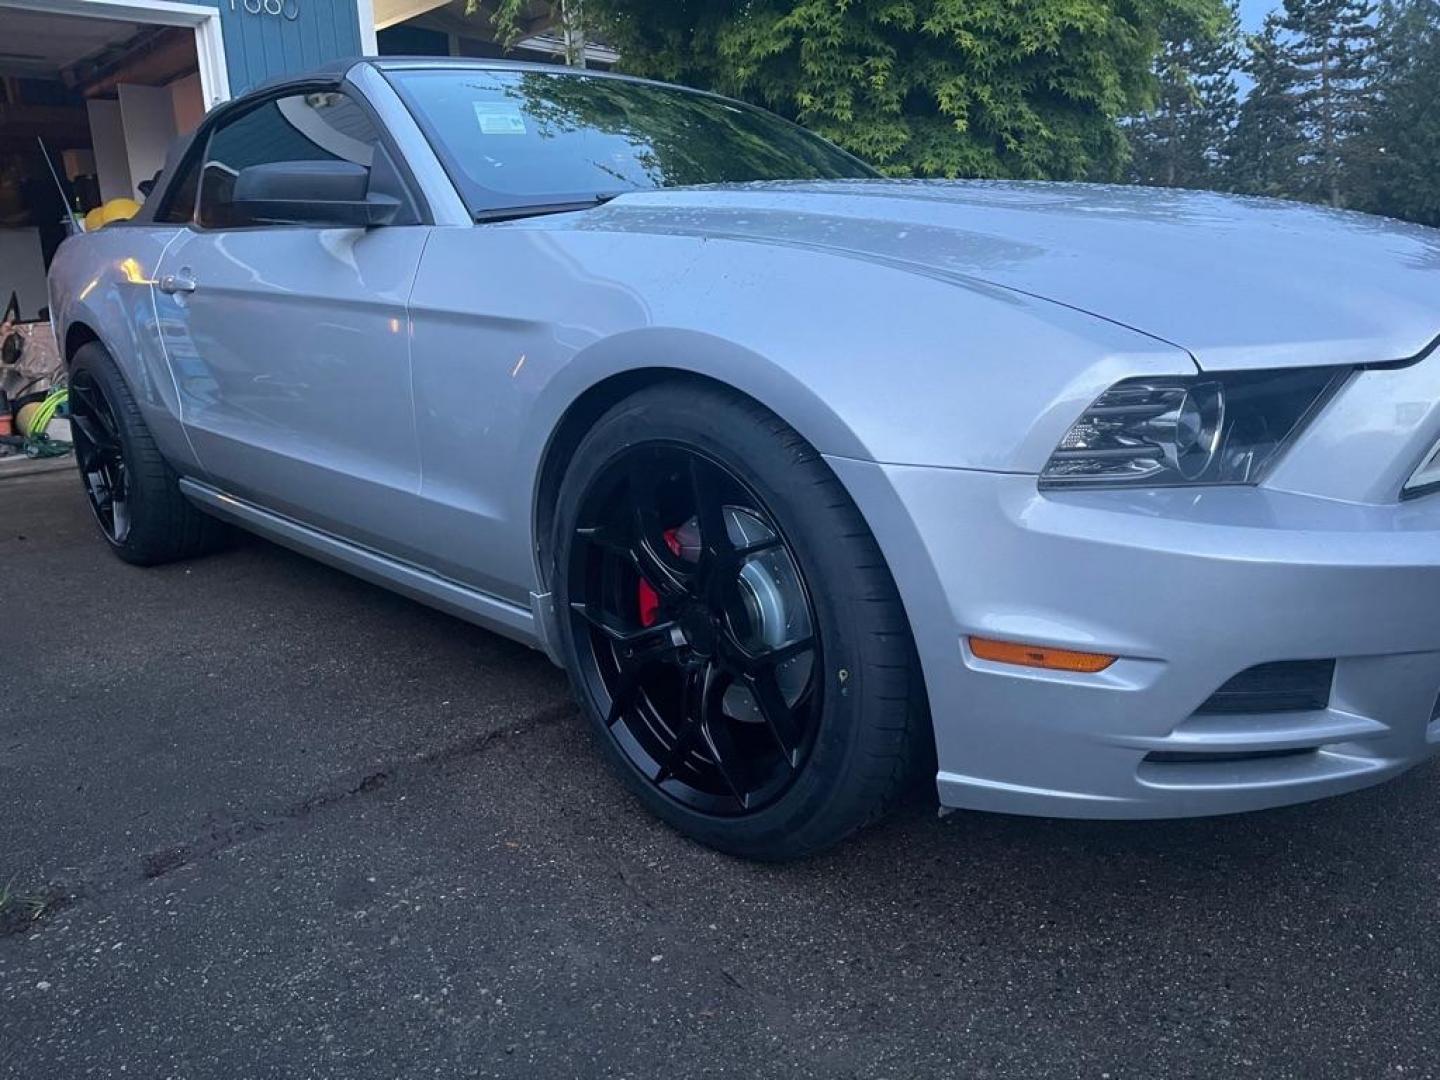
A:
231;0;299;20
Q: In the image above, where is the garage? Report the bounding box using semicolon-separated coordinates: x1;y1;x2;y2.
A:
0;1;232;312
0;0;367;462
0;0;226;459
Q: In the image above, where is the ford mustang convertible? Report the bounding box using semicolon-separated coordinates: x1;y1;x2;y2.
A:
47;58;1440;859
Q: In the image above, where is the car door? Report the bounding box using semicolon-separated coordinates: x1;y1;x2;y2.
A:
153;86;432;559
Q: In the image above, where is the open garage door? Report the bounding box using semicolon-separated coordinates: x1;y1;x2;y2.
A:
0;0;230;469
0;0;227;320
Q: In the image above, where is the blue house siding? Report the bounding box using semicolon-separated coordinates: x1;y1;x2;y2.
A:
207;0;364;96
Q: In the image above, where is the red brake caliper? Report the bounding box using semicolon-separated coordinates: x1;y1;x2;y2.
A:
637;527;683;627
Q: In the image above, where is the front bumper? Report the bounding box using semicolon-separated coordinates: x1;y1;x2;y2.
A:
829;457;1440;818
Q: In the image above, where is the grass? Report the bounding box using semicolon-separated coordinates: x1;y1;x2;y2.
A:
0;877;58;934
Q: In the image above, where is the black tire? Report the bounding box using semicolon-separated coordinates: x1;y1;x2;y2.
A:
69;341;227;565
552;381;927;861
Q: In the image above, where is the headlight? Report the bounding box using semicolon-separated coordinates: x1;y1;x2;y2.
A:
1040;367;1350;488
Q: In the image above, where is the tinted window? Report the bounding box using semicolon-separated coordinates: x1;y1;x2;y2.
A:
155;150;201;224
387;69;875;216
198;91;379;229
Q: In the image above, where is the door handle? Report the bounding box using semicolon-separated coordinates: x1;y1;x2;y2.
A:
157;271;197;295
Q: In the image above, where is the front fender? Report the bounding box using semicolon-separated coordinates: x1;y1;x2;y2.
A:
522;325;874;470
513;225;1195;478
404;223;1198;600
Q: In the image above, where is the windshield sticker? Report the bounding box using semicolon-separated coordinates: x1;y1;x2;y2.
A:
473;101;527;136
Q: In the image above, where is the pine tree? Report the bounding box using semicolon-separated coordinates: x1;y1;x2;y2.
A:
1127;3;1242;188
1280;0;1377;206
1227;15;1307;198
1356;0;1440;223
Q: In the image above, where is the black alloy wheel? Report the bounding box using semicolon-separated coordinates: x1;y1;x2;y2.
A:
67;340;228;565
69;369;131;545
553;382;927;861
567;443;822;815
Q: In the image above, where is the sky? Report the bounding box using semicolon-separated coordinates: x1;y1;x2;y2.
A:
1238;0;1277;28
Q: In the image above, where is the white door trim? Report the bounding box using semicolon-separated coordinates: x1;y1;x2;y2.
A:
354;0;376;55
0;0;230;109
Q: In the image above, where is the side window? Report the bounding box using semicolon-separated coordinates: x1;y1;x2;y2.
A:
154;149;202;224
197;91;380;229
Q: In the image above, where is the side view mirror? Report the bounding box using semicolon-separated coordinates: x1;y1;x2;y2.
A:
231;160;400;228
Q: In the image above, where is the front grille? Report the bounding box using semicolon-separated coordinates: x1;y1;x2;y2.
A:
1195;659;1336;715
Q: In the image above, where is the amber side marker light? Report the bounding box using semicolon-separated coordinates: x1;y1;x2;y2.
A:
968;636;1117;674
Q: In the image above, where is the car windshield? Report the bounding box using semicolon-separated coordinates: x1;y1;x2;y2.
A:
385;67;877;217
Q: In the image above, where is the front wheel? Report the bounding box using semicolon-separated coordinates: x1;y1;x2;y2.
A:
552;382;927;861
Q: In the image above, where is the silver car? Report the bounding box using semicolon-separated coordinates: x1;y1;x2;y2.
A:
48;57;1440;860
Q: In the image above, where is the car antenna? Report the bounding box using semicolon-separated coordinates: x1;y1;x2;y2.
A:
36;137;85;234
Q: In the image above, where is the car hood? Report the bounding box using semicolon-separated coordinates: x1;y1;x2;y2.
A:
572;180;1440;371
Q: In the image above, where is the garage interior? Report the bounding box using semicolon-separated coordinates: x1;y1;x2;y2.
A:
0;5;204;320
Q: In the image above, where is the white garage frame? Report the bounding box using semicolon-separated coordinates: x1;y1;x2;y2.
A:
0;0;230;109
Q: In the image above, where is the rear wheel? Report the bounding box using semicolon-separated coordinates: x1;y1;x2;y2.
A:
553;382;926;861
69;341;227;565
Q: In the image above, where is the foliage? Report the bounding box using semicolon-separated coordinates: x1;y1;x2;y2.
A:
473;0;1440;226
1125;2;1241;187
480;0;592;66
501;69;873;185
1351;0;1440;224
1225;14;1308;197
1277;0;1376;205
586;0;1227;181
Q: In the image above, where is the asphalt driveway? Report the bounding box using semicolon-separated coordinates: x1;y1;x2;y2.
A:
3;468;1439;1079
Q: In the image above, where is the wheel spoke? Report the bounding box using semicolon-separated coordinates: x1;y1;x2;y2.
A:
699;689;751;806
657;661;728;785
70;413;117;454
570;601;676;647
734;535;782;559
71;382;119;444
92;406;120;445
574;523;632;559
615;623;684;675
604;668;640;727
569;600;632;640
734;634;815;674
636;534;691;599
686;456;732;562
74;439;101;471
576;521;688;607
110;492;130;542
746;668;803;766
67;379;98;418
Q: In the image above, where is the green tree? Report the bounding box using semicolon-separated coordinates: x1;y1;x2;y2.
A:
1126;2;1241;187
1279;0;1377;206
1355;0;1440;223
1227;15;1307;197
479;0;592;66
586;0;1227;181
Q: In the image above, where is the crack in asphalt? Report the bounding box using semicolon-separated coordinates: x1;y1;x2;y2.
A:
1;701;578;941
